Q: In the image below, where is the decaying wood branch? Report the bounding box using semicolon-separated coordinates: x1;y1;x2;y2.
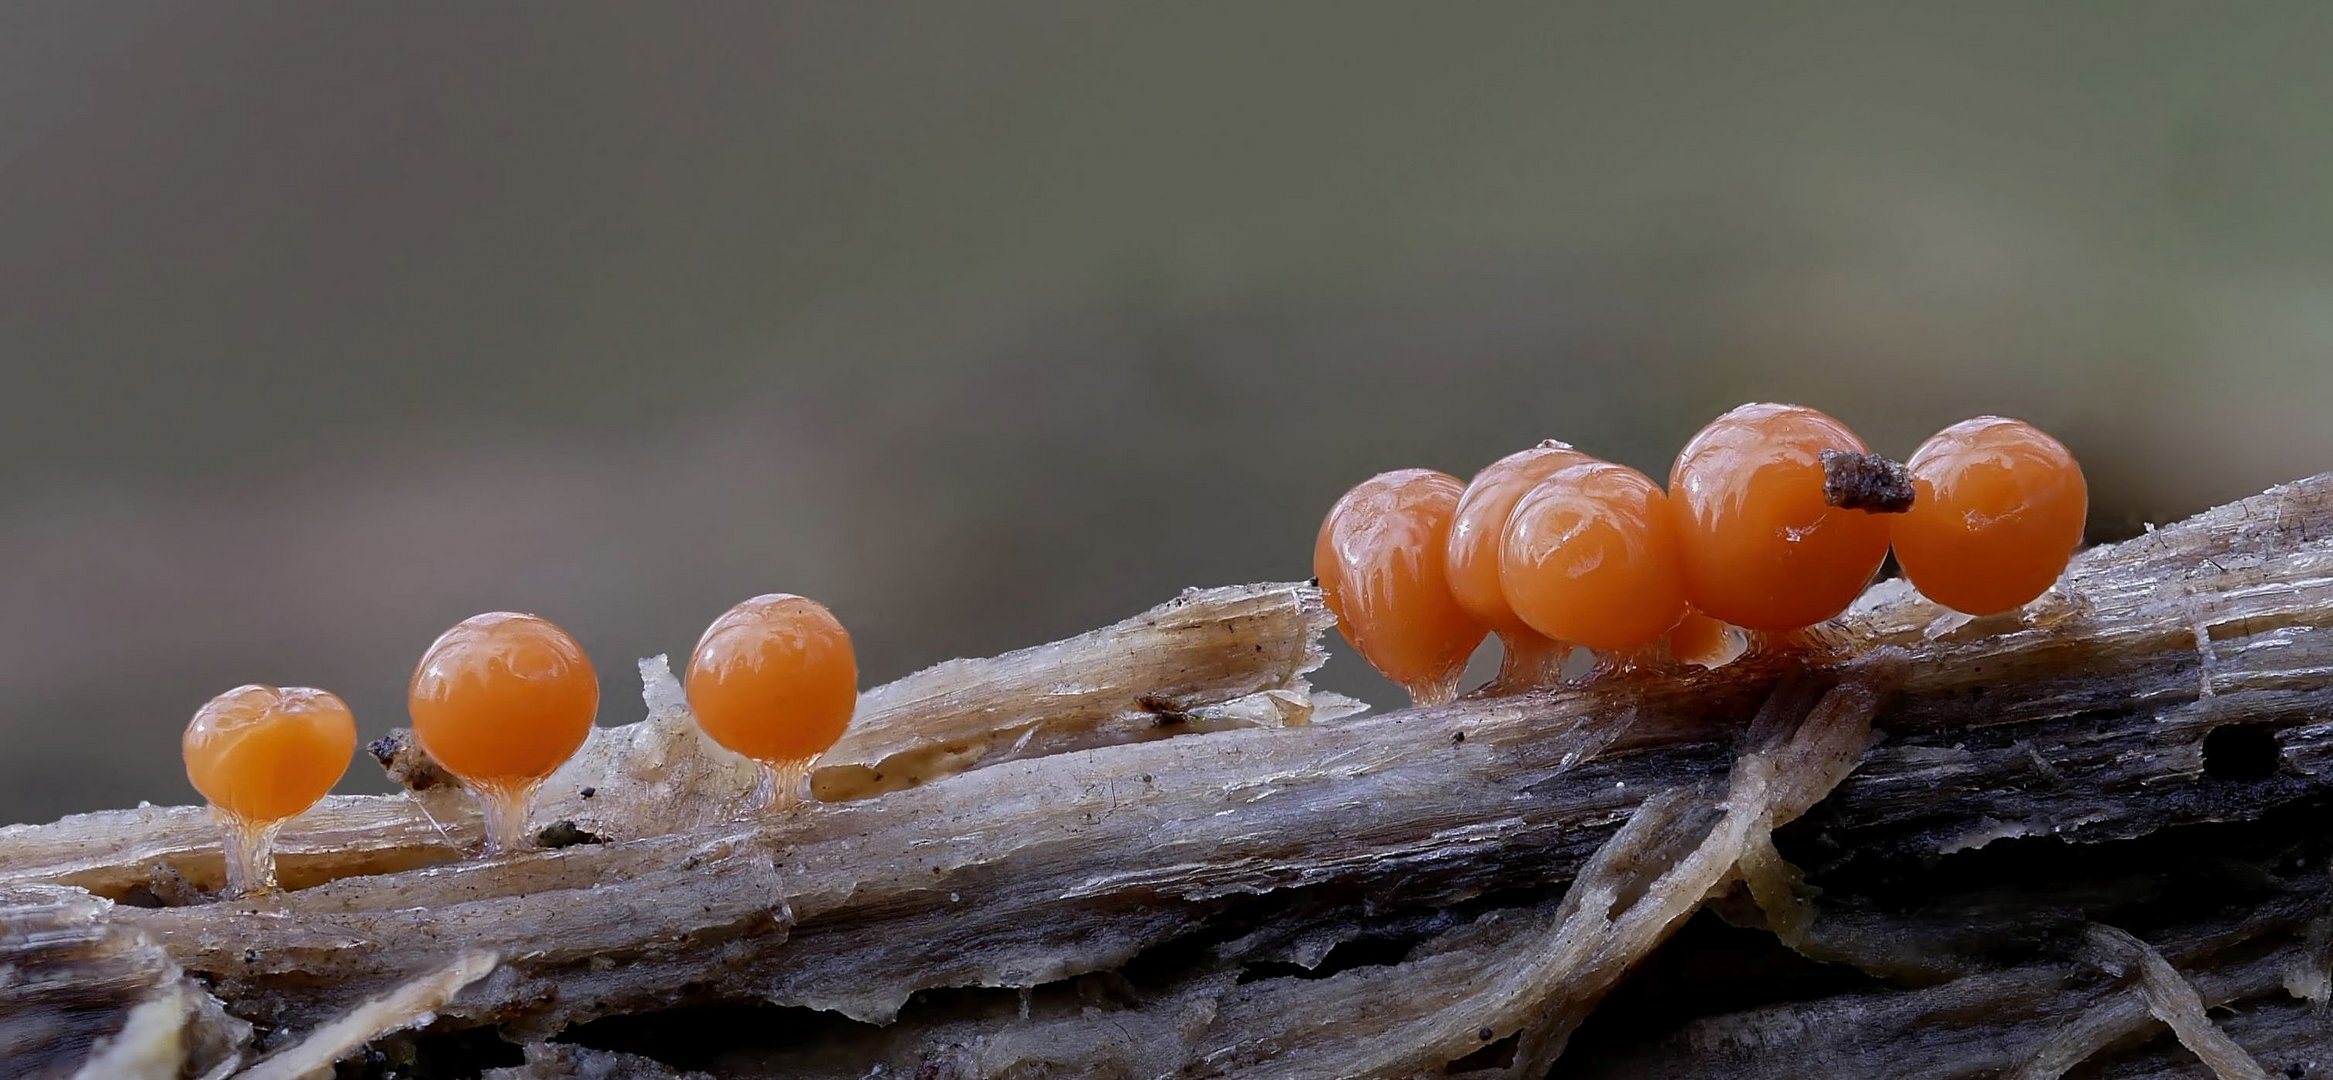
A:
4;476;2333;1077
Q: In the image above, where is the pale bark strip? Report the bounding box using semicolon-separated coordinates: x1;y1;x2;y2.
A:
2080;995;2333;1079
813;581;1343;799
68;986;214;1080
235;950;498;1080
0;581;1335;895
1596;944;2305;1080
706;663;1895;1079
485;1044;711;1080
1502;662;1895;1073
524;581;1346;838
2081;925;2273;1080
2009;994;2152;1080
2;885;249;1080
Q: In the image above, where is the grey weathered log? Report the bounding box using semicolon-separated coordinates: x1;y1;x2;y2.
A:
0;581;1346;898
2085;997;2333;1079
1569;875;2332;1080
2;476;2332;1076
0;886;246;1079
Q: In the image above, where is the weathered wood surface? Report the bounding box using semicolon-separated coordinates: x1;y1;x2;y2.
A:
2;475;2330;1078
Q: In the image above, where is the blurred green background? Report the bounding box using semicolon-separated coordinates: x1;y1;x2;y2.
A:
3;3;2328;824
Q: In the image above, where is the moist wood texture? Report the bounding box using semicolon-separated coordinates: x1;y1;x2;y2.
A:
2;478;2331;1078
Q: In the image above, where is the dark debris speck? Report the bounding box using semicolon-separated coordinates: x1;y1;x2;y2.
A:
1820;449;1916;513
142;861;204;907
368;728;454;793
1141;695;1195;726
537;820;605;849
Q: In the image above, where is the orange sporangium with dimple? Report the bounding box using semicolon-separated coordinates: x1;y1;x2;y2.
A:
183;684;357;896
687;593;858;812
1315;469;1488;706
1499;460;1688;653
1891;416;2087;616
1447;441;1593;689
410;611;599;854
1668;403;1892;632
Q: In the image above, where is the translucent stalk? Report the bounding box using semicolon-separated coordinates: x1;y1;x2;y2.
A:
750;757;817;814
1491;633;1572;693
218;812;284;899
1586;644;1665;680
474;780;541;857
1747;627;1823;658
1405;669;1464;708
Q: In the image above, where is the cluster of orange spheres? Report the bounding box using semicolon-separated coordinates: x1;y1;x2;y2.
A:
181;594;858;896
1315;405;2087;705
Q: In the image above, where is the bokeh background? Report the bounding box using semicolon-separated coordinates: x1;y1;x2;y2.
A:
4;3;2330;824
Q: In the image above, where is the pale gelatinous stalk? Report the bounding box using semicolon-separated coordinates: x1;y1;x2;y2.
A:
1491;632;1572;692
473;779;541;857
217;813;286;898
749;757;819;814
1405;671;1464;708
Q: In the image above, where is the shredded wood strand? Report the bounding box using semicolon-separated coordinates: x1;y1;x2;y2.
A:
485;1043;712;1080
2082;924;2274;1080
234;950;499;1080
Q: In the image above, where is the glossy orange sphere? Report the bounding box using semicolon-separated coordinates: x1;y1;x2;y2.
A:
183;685;357;824
1500;461;1688;652
409;612;599;788
1891;416;2087;616
1314;469;1488;704
687;594;859;764
1447;442;1594;638
1668;403;1892;631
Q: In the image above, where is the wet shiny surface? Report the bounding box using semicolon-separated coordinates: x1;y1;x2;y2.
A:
1500;461;1687;652
182;684;357;824
1314;469;1487;705
1893;416;2087;616
687;594;859;765
409;612;598;788
1668;403;1891;631
1666;609;1740;669
1448;442;1592;665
